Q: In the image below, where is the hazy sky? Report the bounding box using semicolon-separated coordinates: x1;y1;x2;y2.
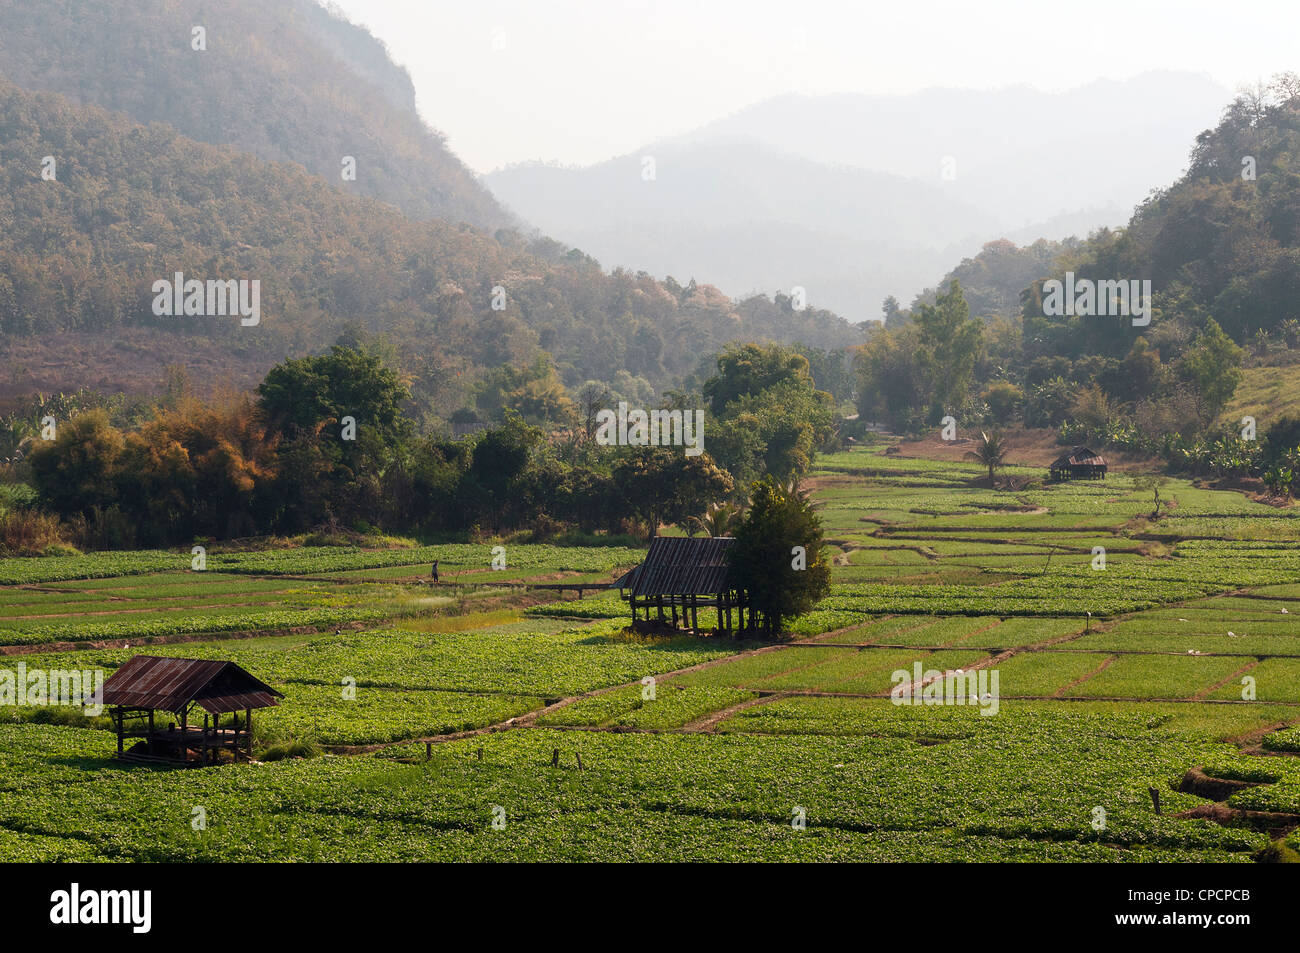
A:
329;0;1300;173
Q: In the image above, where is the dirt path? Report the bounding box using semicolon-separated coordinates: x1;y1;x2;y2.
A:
680;693;788;733
1053;655;1117;697
1193;660;1261;701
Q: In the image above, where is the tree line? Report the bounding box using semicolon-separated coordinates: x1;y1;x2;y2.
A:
11;341;840;551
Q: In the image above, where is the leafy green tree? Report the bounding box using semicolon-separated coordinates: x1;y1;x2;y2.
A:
258;345;411;446
912;280;983;421
1177;319;1244;423
854;324;925;431
981;382;1022;426
793;345;855;404
881;295;907;327
474;354;575;426
464;413;544;533
1117;337;1167;404
729;476;831;638
614;449;734;541
257;346;412;530
703;344;816;418
1023;376;1074;428
28;410;124;519
705;344;835;490
1069;384;1116;439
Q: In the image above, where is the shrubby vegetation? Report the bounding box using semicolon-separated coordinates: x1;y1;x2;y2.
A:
6;341;836;550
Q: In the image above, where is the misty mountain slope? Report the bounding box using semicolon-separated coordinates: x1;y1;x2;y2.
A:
0;0;510;229
492;139;994;244
675;73;1231;228
488;139;997;321
487;75;1227;321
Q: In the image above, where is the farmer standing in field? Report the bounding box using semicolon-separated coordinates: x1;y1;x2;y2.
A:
431;559;439;583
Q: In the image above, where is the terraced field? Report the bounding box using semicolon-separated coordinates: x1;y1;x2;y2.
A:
3;445;1300;862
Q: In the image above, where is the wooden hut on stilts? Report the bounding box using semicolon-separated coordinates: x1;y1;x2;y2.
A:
89;656;283;766
614;536;750;635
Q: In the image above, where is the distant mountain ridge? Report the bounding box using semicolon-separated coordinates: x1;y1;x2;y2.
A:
668;73;1231;227
486;73;1230;322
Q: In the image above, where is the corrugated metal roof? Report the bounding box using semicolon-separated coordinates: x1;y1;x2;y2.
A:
627;536;735;598
89;656;282;715
1051;446;1107;468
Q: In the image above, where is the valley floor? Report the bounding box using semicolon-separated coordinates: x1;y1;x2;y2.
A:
3;446;1300;861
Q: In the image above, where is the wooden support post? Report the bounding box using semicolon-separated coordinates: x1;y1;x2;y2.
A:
147;709;154;756
426;742;432;761
115;708;124;756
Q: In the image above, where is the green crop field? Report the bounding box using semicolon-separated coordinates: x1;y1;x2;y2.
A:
3;445;1300;863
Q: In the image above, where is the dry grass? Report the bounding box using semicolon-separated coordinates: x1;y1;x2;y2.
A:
0;509;69;556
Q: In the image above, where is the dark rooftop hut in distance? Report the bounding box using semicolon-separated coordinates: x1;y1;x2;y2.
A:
614;536;749;635
1049;446;1108;482
90;656;282;766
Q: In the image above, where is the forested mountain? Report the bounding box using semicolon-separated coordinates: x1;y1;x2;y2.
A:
899;77;1300;357
0;0;862;421
907;238;1077;320
0;78;859;417
487;139;990;322
1022;75;1300;361
0;0;509;228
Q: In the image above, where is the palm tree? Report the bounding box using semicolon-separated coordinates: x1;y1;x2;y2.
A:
965;430;1008;487
688;501;742;537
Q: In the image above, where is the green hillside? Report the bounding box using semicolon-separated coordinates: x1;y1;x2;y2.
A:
0;0;509;229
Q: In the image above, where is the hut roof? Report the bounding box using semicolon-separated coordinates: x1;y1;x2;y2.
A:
1051;446;1107;468
620;536;736;598
90;655;283;715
